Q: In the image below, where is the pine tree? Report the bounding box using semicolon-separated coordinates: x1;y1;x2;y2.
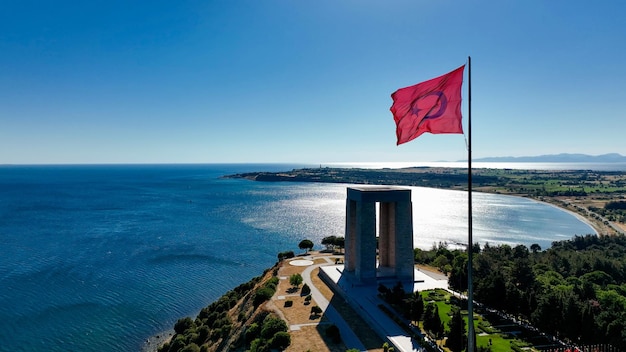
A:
423;303;442;336
446;308;466;352
407;291;424;323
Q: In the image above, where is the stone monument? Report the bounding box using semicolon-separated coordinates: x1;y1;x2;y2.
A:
344;186;414;283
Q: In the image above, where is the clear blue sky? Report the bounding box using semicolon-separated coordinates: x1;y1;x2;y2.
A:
1;0;625;164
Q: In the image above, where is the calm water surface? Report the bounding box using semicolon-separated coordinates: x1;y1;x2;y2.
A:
0;164;601;351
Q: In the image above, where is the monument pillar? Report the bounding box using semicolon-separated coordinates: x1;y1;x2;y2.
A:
344;186;414;283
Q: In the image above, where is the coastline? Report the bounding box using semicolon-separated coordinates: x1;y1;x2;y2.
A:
525;193;623;236
141;329;173;352
144;166;625;351
538;198;600;235
141;198;606;352
224;166;626;237
5;164;623;352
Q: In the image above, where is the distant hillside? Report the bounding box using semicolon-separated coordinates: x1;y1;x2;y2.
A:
468;153;626;163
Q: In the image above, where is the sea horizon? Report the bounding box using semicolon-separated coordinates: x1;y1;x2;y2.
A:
3;161;626;171
324;161;626;171
0;163;603;351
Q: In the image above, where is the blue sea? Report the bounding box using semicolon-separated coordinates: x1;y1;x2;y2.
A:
0;163;610;352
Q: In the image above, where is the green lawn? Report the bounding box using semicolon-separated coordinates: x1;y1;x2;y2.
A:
476;333;512;351
419;289;538;352
421;289;453;327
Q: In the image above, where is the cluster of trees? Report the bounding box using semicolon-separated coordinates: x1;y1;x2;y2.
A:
241;168;501;189
244;312;290;352
252;276;279;308
321;235;345;252
158;274;263;352
378;283;465;352
605;200;626;210
589;200;626;224
294;236;345;254
276;250;295;261
158;266;288;352
534;189;588;197
416;234;626;349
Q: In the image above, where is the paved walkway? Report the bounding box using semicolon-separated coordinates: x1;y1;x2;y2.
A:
289;254;448;352
296;255;367;351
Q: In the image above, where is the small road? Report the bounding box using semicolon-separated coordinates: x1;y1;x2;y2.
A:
297;256;367;351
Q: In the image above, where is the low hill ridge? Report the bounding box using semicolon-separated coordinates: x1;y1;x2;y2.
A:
468;153;626;163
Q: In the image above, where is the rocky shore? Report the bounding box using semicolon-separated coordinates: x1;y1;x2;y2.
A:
141;329;174;352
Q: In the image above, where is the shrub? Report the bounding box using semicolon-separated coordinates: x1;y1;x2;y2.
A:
301;283;311;295
260;315;288;339
249;338;265;352
310;305;323;317
233;280;256;295
270;331;291;350
289;273;303;287
204;312;219;327
186;332;199;344
174;317;195;334
214;316;232;329
253;287;275;307
265;277;279;290
284;300;293;307
277;251;295;260
220;324;232;337
210;328;221;342
169;335;187;351
245;323;260;344
196;325;210;344
382;342;395;352
237;311;247;322
197;307;211;320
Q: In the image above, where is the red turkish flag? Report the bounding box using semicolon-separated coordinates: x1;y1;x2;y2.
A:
390;65;465;145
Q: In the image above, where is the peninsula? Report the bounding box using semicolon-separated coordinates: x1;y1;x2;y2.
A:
224;166;626;235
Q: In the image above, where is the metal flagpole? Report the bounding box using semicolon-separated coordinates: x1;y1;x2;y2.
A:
467;55;475;351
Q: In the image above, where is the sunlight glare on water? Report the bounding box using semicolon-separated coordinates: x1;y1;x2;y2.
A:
411;187;595;249
239;183;595;251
